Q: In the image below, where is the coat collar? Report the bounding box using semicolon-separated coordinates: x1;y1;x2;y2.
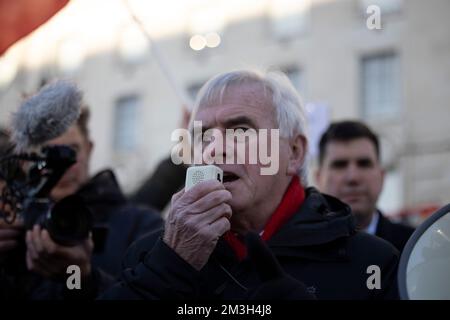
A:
267;188;356;247
217;188;356;263
76;169;127;206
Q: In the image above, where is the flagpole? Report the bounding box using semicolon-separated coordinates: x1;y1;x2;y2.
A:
122;0;193;111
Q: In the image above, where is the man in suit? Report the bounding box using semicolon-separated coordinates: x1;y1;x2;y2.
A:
315;120;414;252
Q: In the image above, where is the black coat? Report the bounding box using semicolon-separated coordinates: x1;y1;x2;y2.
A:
130;156;187;211
101;188;400;300
78;170;163;277
375;211;415;253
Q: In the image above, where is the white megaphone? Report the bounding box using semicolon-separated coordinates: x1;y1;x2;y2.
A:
398;203;450;300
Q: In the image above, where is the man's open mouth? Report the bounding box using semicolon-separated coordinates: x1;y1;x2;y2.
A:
223;172;239;183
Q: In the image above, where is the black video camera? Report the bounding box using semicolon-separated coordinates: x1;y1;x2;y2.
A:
0;145;93;246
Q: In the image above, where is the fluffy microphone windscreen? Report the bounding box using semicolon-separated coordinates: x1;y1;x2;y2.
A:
11;80;82;152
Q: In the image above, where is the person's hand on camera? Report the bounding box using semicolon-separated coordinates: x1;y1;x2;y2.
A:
0;218;24;263
25;225;93;279
163;179;232;271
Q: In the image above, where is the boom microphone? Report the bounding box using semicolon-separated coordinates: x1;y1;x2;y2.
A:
1;80;93;247
10;80;82;152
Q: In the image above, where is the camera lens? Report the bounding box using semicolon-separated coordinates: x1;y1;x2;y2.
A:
45;194;93;246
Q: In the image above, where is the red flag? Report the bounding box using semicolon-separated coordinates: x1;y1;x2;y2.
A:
0;0;69;55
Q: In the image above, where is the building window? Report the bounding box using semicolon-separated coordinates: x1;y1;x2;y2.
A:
282;66;305;98
361;53;400;119
272;65;305;99
113;95;140;152
268;0;311;41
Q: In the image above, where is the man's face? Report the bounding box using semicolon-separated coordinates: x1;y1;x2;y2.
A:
316;138;384;225
194;83;305;232
45;125;92;202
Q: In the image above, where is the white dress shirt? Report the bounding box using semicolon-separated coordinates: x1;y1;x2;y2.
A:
364;211;380;235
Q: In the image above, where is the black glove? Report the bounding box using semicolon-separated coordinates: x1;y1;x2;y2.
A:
245;232;315;300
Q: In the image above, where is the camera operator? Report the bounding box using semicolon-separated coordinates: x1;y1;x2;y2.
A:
1;86;163;299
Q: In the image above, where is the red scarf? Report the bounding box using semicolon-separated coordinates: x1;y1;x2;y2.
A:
223;176;305;260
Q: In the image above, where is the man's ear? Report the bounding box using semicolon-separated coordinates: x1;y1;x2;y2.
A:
286;134;307;176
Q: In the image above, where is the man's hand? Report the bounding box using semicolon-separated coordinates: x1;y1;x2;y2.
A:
163;179;232;271
0;218;24;262
25;225;93;279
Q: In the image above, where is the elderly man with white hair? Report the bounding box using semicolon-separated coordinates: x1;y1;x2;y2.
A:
102;69;399;300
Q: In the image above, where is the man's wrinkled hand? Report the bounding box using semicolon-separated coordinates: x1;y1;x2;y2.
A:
25;225;93;279
163;179;232;271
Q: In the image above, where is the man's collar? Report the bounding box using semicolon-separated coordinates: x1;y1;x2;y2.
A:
223;176;305;260
222;187;356;261
268;188;355;247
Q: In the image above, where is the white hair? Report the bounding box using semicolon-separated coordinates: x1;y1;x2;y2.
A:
191;69;309;185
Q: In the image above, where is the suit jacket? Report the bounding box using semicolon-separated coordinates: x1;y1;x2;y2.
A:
375;211;415;253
